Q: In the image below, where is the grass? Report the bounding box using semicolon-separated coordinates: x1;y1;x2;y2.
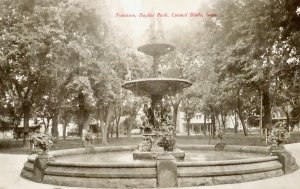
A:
1;131;300;154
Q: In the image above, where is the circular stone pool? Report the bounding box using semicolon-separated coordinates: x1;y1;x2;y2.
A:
56;150;267;164
21;145;298;188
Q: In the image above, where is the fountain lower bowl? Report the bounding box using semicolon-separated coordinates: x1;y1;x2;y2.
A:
121;78;192;97
20;145;296;188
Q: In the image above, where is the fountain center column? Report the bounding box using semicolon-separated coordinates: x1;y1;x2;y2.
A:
150;94;163;129
121;16;191;159
151;94;163;108
151;55;160;77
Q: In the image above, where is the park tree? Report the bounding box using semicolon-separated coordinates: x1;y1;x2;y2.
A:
0;0;123;143
198;0;300;134
181;97;201;135
34;94;56;133
160;31;207;131
0;77;23;136
265;29;300;130
0;0;61;143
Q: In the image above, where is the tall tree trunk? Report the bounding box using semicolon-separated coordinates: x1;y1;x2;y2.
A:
234;112;238;134
61;113;71;141
63;123;67;140
286;112;290;132
221;113;227;130
23;108;30;144
22;100;31;144
51;110;59;141
282;107;290;132
102;102;114;145
187;120;190;136
107;122;113;139
97;121;100;139
237;89;248;136
14;121;19;140
46;118;51;132
172;101;180;132
78;122;83;137
82;112;90;133
78;92;85;138
216;114;221;130
78;108;90;138
116;123;119;138
100;122;107;144
203;114;207;135
115;107;120;138
211;113;216;138
107;123;110;139
237;111;248;136
280;105;291;132
262;88;272;133
259;90;263;135
111;122;114;138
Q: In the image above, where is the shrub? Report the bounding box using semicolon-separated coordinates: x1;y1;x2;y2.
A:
30;132;54;152
267;127;290;146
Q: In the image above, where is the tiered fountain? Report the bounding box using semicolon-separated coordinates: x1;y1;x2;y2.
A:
121;19;192;160
21;18;298;189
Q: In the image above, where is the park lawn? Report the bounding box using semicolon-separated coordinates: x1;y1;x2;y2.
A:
0;132;300;154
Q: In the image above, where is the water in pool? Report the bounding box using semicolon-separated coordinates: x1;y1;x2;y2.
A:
56;150;267;164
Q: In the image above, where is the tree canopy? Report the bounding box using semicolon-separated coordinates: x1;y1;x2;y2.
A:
0;0;299;142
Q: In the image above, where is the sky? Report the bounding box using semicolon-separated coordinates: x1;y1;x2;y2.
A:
106;0;212;46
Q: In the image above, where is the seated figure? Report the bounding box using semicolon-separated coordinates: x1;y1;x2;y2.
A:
138;136;153;152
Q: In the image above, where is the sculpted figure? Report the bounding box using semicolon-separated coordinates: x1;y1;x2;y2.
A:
153;103;162;128
162;104;172;126
138;136;153;152
143;104;154;127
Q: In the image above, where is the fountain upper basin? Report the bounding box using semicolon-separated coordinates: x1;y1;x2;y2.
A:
138;43;175;56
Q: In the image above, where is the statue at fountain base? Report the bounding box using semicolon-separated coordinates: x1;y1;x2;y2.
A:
135;102;185;159
137;135;153;152
135;127;185;160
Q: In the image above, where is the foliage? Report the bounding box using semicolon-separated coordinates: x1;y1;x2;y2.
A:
156;124;176;151
162;0;300;136
1;0;299;141
216;129;225;141
267;127;290;146
180;97;201;135
181;98;200;122
30;132;54;151
84;130;95;143
0;0;130;143
0;139;24;149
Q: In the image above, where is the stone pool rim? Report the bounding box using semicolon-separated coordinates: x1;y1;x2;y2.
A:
27;145;272;166
21;145;298;188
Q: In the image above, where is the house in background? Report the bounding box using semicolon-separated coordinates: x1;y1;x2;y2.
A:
177;112;212;135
